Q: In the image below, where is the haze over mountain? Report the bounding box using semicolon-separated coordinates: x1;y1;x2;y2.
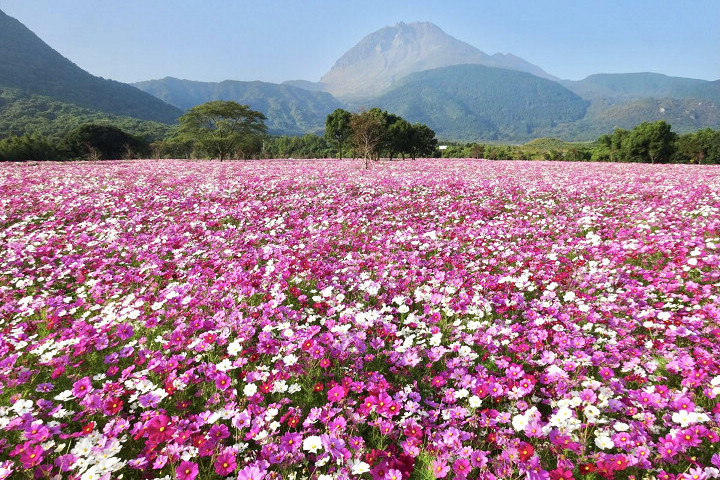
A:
563;73;720;103
0;9;181;124
319;21;556;100
133;77;343;135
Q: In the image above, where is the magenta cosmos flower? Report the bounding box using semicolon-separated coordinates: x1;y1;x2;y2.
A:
71;377;93;398
214;449;237;476
145;414;175;444
176;461;199;480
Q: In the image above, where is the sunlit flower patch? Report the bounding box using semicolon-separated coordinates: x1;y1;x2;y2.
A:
0;158;719;480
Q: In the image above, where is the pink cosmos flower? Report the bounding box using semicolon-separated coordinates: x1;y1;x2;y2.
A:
214;449;237;476
71;377;93;398
384;468;403;480
215;373;231;390
452;458;471;479
431;459;450;478
176;461;199;480
18;443;44;469
24;421;50;444
208;423;230;443
145;414;175;444
327;384;346;403
280;432;302;453
237;463;267;480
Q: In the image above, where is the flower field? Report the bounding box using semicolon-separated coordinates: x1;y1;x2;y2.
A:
1;158;719;480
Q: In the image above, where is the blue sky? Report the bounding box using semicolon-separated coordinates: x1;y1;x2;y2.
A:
1;0;718;83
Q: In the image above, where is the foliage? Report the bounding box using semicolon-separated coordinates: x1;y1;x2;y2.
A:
265;134;333;159
0;134;59;161
406;123;438;159
675;128;720;164
61;124;150;160
324;108;352;158
564;98;720;141
176;101;267;160
625;121;676;163
0;87;176;143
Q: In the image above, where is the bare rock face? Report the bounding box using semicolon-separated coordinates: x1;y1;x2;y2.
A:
319;22;554;101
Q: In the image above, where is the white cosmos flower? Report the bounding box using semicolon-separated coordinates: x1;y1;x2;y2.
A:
613;421;630;431
672;410;693;427
216;359;233;372
227;340;242;356
584;405;601;421
243;383;258;397
512;414;529;432
302;435;323;453
351;461;371;475
594;434;614;450
11;399;33;415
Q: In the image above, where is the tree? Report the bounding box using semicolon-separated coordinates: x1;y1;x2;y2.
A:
470;144;485;159
61;124;149;160
0;134;59;161
407;123;438;159
324;108;352;159
177;101;266;160
385;116;412;160
627;121;676;164
675;128;720;164
350;110;385;169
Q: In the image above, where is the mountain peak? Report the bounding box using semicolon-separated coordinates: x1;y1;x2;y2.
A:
319;21;554;100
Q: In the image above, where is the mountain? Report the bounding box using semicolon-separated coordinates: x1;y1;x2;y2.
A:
557;98;720;139
133;77;344;135
373;64;588;142
282;80;328;92
0;87;174;141
0;9;182;124
320;21;555;100
564;73;720;103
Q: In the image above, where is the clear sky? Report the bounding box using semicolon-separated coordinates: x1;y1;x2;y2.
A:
1;0;718;84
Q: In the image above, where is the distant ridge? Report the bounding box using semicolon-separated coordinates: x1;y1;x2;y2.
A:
319;21;555;100
133;77;344;135
563;72;720;103
0;9;182;124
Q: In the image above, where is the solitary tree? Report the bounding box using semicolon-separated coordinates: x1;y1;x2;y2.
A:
178;101;266;160
350;110;385;169
324;108;352;159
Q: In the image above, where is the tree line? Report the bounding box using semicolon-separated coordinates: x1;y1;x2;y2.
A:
437;122;720;165
1;100;718;165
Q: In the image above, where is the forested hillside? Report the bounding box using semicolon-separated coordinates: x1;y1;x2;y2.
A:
0;9;182;124
374;64;589;141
